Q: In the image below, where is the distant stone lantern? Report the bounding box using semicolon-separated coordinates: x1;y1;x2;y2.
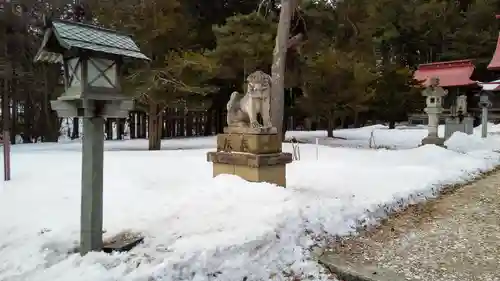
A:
34;17;149;255
478;91;492;138
421;77;447;146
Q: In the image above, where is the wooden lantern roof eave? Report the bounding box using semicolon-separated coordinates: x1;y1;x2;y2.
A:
33;17;150;64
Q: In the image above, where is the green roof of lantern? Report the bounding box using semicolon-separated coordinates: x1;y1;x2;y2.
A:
34;19;149;62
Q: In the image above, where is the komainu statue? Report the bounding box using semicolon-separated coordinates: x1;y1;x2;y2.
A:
456;94;467;114
226;70;273;128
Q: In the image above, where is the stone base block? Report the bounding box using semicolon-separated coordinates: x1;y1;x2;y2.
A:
223;126;278;134
444;117;474;139
207;151;292;167
217;132;281;154
420;136;446;147
207;151;293;187
213;163;287;187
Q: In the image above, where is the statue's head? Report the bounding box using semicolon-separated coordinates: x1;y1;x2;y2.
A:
246;71;271;97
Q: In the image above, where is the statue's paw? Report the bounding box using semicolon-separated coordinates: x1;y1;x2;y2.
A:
265;122;273;128
250;122;261;128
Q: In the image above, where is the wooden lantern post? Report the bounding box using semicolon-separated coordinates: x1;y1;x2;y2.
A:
34;17;149;254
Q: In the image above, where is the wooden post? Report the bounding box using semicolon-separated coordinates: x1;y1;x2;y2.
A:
80;115;105;254
2;131;10;181
2;72;11;181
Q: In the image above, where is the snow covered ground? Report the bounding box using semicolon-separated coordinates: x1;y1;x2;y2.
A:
285;124;440;149
2;124;500;281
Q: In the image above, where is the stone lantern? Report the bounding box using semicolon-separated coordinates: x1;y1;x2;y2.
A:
478;91;492;138
34;18;149;255
421;77;447;146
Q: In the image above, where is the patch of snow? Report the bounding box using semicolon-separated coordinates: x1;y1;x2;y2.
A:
286;122;500;150
286;125;432;149
1;126;500;280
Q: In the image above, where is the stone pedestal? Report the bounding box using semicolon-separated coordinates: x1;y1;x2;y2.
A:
421;136;445;146
444;116;474;139
481;106;488;138
421;107;445;147
207;127;292;187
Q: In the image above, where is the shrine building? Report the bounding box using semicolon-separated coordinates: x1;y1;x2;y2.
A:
476;27;500;111
409;59;480;125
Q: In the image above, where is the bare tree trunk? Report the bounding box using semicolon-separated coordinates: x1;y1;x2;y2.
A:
66;119;71;138
389;120;396;129
282;106;290;139
327;116;335;138
71;117;79;139
148;103;162;150
43;117;61;142
23;91;34;143
117;118;125;140
129;112;136;139
2;78;10;140
203;110;213;136
105;118;113;140
13;91;24;143
186;111;193;137
353;110;360;128
341;115;348;128
41;66;60;142
179;109;185;136
271;0;297;139
216;108;224;133
140;112;147;138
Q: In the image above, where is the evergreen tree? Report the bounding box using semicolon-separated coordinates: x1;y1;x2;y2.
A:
89;0;217;150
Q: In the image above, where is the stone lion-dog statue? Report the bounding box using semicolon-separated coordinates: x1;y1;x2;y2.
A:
226;70;273;128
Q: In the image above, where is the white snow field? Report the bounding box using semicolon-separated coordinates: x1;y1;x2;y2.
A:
2;124;500;281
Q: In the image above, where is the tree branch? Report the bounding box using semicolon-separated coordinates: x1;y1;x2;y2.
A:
287;33;303;49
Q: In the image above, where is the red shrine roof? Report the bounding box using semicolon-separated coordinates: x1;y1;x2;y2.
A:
488;32;500;70
414;59;477;87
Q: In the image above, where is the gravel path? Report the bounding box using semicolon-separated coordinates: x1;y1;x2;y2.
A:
321;170;500;281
